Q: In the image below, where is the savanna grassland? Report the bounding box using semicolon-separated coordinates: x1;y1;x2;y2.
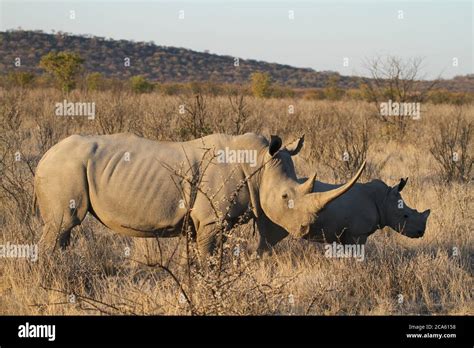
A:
0;88;472;315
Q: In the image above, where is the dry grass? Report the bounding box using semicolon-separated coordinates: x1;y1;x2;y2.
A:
0;88;472;315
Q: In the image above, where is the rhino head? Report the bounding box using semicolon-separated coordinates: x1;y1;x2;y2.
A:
257;135;365;238
383;178;431;238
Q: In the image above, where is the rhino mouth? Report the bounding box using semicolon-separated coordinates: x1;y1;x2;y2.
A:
402;229;425;238
398;222;425;238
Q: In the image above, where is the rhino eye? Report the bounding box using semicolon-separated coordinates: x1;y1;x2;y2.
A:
282;193;288;199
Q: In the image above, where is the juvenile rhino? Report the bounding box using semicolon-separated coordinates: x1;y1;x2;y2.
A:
34;132;365;258
257;177;430;254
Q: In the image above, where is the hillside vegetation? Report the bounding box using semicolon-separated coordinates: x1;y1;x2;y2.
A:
1;30;352;88
2;30;474;93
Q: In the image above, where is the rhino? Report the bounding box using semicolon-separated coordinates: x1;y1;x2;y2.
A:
257;177;431;254
33;132;365;259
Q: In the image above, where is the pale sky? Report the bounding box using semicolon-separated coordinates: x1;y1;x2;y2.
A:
1;0;472;78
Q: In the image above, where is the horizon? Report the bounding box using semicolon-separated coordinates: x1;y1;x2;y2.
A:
0;0;473;79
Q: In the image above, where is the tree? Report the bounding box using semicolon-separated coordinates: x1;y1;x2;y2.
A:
39;51;84;92
250;72;271;98
363;56;439;115
361;55;440;136
130;75;154;93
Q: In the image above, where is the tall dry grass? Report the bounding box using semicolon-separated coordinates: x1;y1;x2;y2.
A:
0;88;472;315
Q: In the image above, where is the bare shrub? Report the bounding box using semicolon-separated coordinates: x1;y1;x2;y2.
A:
145;149;292;315
97;91;132;134
178;93;212;140
363;56;439;134
302;103;388;181
363;56;438;109
0;89;37;238
309;106;372;180
328;118;369;181
228;91;250;135
134;99;177;141
430;110;473;182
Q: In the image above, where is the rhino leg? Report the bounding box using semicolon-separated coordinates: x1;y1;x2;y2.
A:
35;167;90;255
195;223;230;268
38;197;89;254
40;223;72;253
196;224;218;259
256;228;288;257
256;215;289;257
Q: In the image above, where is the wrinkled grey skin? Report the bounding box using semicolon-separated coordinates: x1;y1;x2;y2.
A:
257;177;431;254
34;132;363;258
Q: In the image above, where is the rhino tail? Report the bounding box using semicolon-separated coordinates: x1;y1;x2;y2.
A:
32;186;38;216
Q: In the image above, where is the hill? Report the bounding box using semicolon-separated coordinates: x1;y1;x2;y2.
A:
1;30;355;88
1;30;472;91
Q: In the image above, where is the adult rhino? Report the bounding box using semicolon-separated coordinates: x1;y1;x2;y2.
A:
257;177;431;254
34;132;365;258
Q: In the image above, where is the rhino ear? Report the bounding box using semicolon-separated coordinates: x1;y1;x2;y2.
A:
397;177;408;192
285;135;305;156
269;135;282;156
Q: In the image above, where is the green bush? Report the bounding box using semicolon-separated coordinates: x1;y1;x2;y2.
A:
250;72;271;98
86;72;105;91
7;71;35;88
39;51;84;92
130;75;154;93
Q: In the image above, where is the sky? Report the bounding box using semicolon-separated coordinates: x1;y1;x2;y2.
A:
0;0;472;79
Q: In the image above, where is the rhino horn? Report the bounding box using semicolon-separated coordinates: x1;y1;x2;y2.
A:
300;172;317;194
310;160;366;210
